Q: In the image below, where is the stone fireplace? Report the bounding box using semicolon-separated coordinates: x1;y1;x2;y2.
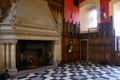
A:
16;40;54;70
0;0;62;74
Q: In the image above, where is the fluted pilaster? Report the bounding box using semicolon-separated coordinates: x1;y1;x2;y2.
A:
10;43;16;69
9;43;17;75
0;40;17;74
53;41;59;66
6;43;10;69
0;43;5;73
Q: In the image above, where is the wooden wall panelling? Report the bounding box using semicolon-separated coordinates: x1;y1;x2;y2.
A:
88;39;96;61
63;21;67;35
64;37;72;63
73;37;80;62
47;0;64;21
80;39;88;61
88;39;111;62
110;36;120;65
62;22;80;63
62;35;65;62
98;22;113;38
80;21;114;64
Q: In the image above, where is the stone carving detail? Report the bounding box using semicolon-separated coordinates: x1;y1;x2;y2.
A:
10;2;17;25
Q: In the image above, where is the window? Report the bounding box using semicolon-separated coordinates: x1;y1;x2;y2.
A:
114;1;120;36
89;9;97;28
113;1;120;51
114;9;120;36
80;4;97;33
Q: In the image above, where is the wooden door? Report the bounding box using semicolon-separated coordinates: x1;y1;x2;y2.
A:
80;39;88;61
62;36;80;63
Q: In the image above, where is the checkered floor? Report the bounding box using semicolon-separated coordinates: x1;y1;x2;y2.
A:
12;61;120;80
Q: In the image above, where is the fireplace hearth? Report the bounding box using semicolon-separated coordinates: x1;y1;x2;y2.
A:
16;40;54;70
23;48;43;69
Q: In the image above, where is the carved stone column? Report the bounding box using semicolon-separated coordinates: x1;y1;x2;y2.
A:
10;43;17;74
53;40;60;66
0;39;17;74
0;43;5;73
10;43;16;69
6;43;10;69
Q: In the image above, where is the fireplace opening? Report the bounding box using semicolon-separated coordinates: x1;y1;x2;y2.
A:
16;40;54;71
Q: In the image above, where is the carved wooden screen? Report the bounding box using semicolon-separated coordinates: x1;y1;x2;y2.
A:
62;22;80;63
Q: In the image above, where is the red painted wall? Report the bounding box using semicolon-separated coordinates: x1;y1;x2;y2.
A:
100;0;109;23
64;0;80;24
64;0;109;24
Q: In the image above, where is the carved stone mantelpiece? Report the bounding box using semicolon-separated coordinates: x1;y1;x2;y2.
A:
0;0;62;74
0;0;61;41
0;23;59;41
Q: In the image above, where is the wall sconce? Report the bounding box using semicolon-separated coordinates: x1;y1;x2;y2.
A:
69;10;74;19
68;41;73;53
101;8;107;19
103;12;107;19
70;12;74;19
